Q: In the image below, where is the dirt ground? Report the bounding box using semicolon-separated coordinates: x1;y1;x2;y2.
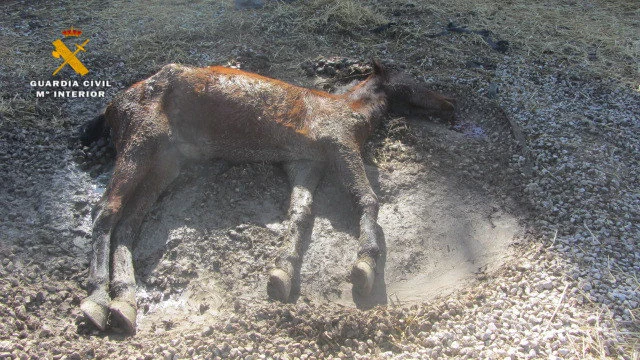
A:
129;105;523;318
0;0;638;359
65;70;525;335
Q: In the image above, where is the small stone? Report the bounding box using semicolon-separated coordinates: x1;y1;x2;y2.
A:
0;341;12;352
201;326;214;337
517;261;532;271
558;348;570;356
39;325;53;338
536;280;553;291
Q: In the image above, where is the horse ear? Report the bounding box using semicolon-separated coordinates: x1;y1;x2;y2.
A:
371;59;387;79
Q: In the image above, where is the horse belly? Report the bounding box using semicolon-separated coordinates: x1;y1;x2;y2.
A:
173;118;320;163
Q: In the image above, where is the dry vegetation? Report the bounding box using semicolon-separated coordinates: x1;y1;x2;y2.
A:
0;0;638;358
1;0;638;126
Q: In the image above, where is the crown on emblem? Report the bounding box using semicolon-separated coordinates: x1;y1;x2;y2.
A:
62;27;82;37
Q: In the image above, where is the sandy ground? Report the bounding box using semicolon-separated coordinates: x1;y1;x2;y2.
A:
1;0;638;358
71;93;524;335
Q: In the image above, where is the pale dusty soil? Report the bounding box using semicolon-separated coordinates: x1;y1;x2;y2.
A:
0;74;528;357
1;0;638;359
129;110;523;327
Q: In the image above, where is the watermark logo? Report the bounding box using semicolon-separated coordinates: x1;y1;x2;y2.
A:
52;27;90;76
30;27;111;98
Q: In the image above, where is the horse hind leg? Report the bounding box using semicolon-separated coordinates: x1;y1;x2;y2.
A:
80;195;116;331
80;150;154;330
108;147;182;334
267;160;324;302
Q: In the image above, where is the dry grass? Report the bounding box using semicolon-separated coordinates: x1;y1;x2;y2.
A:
288;0;387;34
1;0;637;97
0;1;638;353
411;0;640;83
571;291;640;359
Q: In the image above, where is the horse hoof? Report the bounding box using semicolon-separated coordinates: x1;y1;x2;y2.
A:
351;257;375;296
267;268;291;302
80;299;109;331
109;300;137;335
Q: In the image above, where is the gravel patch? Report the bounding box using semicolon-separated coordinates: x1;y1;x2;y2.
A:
0;1;638;359
2;57;638;359
498;55;640;325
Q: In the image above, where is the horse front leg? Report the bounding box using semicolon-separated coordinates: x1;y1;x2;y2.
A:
108;146;182;334
268;160;324;302
327;141;381;296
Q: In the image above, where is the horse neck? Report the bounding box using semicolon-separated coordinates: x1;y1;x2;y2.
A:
344;76;388;128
